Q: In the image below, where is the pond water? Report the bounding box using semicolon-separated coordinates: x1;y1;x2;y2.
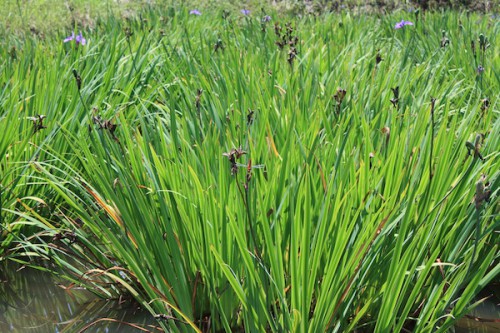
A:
0;263;498;332
0;263;159;333
452;283;500;333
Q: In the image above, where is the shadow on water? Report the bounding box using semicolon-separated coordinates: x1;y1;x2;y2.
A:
0;262;161;333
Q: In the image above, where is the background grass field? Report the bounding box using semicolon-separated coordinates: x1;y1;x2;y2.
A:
1;0;498;37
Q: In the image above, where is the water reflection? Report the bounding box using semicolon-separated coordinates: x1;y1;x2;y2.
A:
453;283;500;333
0;263;160;333
1;263;497;332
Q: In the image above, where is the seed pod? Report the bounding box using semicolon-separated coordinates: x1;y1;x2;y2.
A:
72;69;82;90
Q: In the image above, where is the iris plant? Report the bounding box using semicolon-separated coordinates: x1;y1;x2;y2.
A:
64;32;86;45
394;20;414;29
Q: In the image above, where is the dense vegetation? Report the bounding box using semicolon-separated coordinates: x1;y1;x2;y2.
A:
1;3;498;332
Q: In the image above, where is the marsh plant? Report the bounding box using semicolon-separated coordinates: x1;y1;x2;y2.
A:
0;4;498;333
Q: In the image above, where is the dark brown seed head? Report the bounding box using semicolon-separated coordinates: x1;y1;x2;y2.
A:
391;86;399;99
247;109;255;125
334;88;347;104
481;98;489;111
72;69;82;90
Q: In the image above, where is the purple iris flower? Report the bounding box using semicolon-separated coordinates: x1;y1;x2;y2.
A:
262;15;271;22
190;9;201;16
64;32;86;45
394;20;414;29
477;65;485;74
75;33;86;44
241;9;250;16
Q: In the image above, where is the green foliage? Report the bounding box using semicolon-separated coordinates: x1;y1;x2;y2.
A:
0;0;154;37
0;6;498;332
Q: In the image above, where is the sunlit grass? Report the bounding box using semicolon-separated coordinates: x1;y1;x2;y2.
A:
0;0;155;36
0;4;498;333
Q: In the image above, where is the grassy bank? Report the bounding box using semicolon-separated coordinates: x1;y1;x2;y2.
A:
1;0;498;38
1;3;499;332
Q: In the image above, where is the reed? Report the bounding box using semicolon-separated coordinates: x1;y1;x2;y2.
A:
0;5;498;332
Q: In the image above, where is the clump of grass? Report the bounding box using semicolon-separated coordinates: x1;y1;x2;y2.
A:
1;5;498;333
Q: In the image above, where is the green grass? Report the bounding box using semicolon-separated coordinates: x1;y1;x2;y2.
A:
0;4;499;332
0;0;154;37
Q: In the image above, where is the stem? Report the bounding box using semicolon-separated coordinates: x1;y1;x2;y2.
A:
126;37;139;74
77;89;88;112
77;88;92;131
236;177;259;258
467;208;481;275
429;98;435;182
245;186;258;255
